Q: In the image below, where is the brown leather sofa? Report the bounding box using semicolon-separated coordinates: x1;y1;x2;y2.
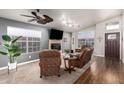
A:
68;47;93;71
39;50;61;78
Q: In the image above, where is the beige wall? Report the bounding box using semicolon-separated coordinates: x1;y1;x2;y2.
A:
72;15;123;61
94;16;122;59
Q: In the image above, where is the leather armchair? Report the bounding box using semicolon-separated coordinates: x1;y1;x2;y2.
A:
39;50;61;78
68;48;93;69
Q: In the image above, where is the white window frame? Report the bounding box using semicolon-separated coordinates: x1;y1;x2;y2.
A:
7;26;42;54
106;22;120;31
78;31;95;48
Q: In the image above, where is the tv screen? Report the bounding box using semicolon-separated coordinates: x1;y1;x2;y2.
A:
50;29;63;40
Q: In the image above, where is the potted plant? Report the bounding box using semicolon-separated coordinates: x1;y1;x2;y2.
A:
0;35;22;70
64;49;70;58
64;49;70;54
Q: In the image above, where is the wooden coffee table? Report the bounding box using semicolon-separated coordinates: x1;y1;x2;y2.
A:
63;56;77;73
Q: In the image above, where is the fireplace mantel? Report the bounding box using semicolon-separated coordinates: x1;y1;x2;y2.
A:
49;40;62;50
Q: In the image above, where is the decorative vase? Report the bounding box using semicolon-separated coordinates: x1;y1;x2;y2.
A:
8;61;17;70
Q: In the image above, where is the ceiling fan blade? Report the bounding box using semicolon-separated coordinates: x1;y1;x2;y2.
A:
20;14;35;18
31;12;38;17
37;20;47;24
43;15;53;22
43;15;51;19
28;19;36;22
37;21;47;24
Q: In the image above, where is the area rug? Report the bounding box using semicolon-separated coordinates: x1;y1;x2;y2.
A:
0;61;90;84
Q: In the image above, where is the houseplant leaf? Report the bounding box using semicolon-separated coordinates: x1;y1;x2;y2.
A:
12;53;21;57
11;36;22;44
0;35;22;70
9;45;21;52
0;51;7;55
3;44;10;50
2;35;11;42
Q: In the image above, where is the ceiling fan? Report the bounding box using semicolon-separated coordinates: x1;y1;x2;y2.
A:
20;9;53;24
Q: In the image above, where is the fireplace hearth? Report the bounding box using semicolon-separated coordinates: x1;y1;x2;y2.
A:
49;40;62;51
51;43;61;50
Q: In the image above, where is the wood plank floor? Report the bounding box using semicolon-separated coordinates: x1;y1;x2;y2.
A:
74;57;124;84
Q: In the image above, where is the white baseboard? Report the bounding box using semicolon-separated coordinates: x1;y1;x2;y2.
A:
18;59;40;66
0;59;40;71
0;66;8;71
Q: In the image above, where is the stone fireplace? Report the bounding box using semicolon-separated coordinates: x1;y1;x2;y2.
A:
49;40;62;50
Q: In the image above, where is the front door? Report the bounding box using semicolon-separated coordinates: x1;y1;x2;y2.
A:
105;32;120;59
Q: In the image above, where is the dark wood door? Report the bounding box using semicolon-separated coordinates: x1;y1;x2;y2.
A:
105;32;120;59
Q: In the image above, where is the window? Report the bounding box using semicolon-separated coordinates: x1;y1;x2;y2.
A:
108;34;117;40
17;36;27;53
28;37;40;52
106;22;119;30
78;31;95;48
7;26;41;53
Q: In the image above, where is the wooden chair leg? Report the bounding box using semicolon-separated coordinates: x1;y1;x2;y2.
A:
40;67;42;78
58;66;60;77
40;75;42;78
69;69;71;74
69;65;72;74
58;74;60;77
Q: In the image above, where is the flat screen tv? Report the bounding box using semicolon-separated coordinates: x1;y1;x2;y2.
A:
50;29;63;40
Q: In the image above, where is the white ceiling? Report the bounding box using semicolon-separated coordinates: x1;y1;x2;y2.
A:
0;9;123;32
